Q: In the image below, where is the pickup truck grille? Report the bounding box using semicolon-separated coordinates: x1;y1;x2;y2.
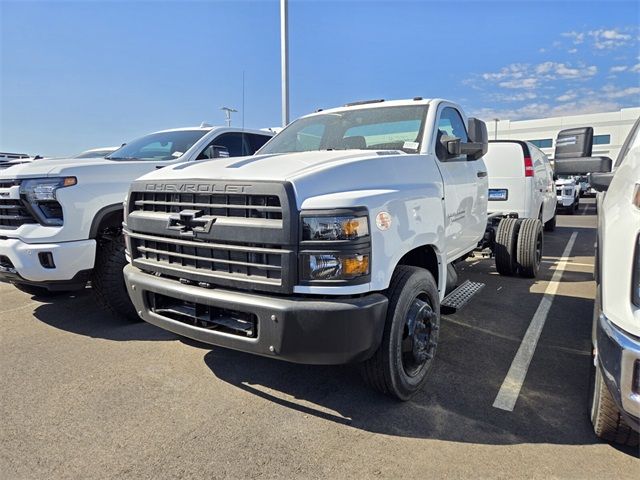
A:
125;180;297;293
0;199;37;229
130;191;283;220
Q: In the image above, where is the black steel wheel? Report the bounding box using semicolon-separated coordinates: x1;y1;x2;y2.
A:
360;266;440;400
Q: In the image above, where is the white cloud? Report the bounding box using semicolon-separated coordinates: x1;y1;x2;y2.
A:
601;85;640;99
474;99;621;122
590;28;632;49
568;48;578;54
631;63;640;72
610;65;629;73
557;91;578;102
562;31;585;44
480;61;597;89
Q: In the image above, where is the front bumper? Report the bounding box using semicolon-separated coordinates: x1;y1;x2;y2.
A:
0;237;95;289
596;312;640;431
556;195;575;207
124;264;388;365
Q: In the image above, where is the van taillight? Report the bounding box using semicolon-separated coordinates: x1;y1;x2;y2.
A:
524;156;534;177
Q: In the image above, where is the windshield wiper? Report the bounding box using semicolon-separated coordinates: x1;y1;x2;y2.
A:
106;156;140;161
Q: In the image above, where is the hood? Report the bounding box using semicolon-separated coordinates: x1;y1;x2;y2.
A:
0;156;159;180
137;150;402;183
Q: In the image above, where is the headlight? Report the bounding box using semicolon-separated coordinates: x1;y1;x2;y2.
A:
301;253;370;281
301;215;369;241
20;177;76;202
299;210;371;284
19;177;76;226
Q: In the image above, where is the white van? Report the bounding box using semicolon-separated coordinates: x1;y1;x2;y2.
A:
484;140;557;231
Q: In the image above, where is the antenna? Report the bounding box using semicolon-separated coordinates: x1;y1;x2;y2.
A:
221;106;238;127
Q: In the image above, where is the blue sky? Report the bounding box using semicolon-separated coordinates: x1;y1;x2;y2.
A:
1;0;639;156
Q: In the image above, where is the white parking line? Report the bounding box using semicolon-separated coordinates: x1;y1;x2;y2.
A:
580;203;589;215
492;231;578;412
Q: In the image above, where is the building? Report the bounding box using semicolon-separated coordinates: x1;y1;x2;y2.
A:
490;107;640;160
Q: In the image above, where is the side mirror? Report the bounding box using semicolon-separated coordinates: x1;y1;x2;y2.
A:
555;127;593;159
554;156;612;175
466;117;488;160
446;137;462;156
589;172;614;192
205;145;230;159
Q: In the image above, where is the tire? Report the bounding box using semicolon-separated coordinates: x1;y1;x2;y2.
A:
13;283;71;297
589;360;639;447
574;196;580;212
567;201;575;215
516;218;543;278
544;213;556;232
494;217;520;276
360;266;440;401
93;235;140;321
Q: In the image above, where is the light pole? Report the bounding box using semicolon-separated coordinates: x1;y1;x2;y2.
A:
221;106;237;127
493;118;499;140
280;0;289;127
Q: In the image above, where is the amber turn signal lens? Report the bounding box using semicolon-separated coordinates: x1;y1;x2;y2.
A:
342;254;369;276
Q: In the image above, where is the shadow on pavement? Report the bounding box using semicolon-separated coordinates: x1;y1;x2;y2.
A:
31;287;176;342
202;292;615;447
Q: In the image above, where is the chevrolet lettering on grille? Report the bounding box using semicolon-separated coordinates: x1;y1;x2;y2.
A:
167;209;215;237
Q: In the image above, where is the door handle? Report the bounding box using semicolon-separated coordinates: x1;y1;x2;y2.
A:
477;170;487;178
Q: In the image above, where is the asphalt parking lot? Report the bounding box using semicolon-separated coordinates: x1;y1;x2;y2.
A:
1;197;638;479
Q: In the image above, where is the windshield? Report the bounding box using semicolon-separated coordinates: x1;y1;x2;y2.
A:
259;105;428;155
74;149;116;159
106;129;208;161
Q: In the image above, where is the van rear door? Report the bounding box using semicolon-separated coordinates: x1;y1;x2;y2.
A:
484;142;527;216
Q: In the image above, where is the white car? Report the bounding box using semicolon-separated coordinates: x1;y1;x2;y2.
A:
0;126;273;319
484;140;557;231
555;176;580;213
556;120;640;446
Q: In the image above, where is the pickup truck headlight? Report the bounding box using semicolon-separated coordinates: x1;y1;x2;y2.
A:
20;177;76;202
299;210;371;284
19;177;76;226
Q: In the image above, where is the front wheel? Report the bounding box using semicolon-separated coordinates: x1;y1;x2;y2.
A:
360;266;440;401
589;359;639;446
93;235;140;321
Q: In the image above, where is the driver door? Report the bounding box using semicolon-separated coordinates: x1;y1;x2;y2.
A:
433;106;487;260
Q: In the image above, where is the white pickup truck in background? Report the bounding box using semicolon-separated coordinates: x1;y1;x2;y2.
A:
555;121;640;447
0;126;273;319
484;140;557;231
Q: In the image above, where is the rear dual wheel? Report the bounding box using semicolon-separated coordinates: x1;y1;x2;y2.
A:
360;266;440;400
494;218;543;278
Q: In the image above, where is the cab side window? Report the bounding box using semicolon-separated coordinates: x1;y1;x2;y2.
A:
197;132;247;159
435;107;468;160
247;133;272;153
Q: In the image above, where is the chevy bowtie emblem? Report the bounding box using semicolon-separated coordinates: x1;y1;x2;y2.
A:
167;209;215;237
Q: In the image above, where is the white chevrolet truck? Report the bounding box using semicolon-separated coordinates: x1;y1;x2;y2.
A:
0;126;273;319
122;98;545;399
555;122;640;446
